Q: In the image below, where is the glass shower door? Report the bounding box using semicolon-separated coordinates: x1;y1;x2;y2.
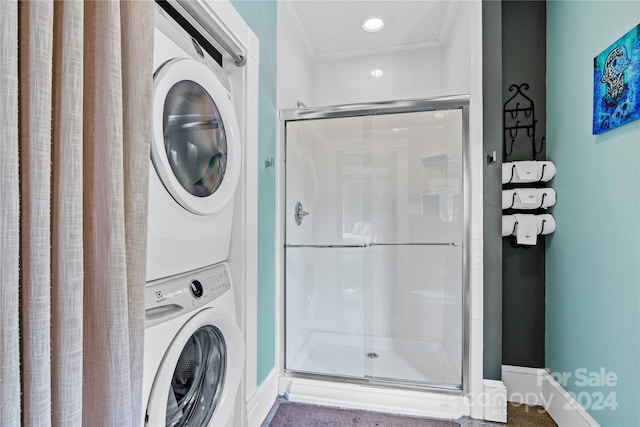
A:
284;117;369;378
361;110;464;388
284;107;465;390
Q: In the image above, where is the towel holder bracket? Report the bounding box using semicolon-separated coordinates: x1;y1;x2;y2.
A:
503;83;545;161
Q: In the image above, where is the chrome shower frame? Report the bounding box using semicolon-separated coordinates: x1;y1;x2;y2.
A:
278;95;471;395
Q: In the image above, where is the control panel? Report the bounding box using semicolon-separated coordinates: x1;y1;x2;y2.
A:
145;262;231;327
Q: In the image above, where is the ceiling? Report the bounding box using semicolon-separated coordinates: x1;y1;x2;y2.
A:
288;0;458;59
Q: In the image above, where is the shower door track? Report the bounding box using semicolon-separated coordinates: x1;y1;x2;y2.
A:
283;370;464;395
280;95;471;395
285;243;458;248
279;95;470;121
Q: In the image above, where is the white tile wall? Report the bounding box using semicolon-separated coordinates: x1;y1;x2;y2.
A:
277;1;314;109
311;47;446;107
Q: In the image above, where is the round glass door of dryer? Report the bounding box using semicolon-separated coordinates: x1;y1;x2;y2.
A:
166;326;226;427
163;81;227;198
151;58;241;215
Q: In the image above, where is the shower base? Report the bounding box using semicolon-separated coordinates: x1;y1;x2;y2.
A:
287;331;460;387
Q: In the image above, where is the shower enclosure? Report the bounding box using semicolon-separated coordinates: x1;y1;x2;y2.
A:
282;97;469;392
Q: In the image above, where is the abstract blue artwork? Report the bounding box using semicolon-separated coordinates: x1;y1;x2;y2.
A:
593;23;640;134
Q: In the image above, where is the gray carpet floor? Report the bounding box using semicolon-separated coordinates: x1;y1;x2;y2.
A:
267;401;461;427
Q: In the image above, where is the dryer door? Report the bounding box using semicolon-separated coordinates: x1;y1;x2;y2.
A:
146;308;244;427
152;58;241;215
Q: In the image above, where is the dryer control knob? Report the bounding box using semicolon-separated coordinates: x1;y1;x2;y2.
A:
190;280;204;298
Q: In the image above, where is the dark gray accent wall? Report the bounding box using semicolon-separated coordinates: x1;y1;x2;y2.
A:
482;0;503;381
501;0;547;368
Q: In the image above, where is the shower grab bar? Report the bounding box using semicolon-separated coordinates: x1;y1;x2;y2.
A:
286;242;458;248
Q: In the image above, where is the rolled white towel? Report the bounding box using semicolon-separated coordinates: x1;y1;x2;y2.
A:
502;163;515;184
502;215;516;237
539;188;556;208
503;162;537;184
538;161;557;182
502;161;557;183
513;213;538;245
536;214;556;235
502;189;515;209
502;188;556;209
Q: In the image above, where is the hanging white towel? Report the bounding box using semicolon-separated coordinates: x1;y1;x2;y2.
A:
536;214;556;235
502;215;517;237
513;214;538;245
538;161;557;182
503;214;556;239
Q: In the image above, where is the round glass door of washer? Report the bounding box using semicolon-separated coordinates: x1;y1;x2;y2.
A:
145;307;244;427
151;58;241;215
166;326;226;426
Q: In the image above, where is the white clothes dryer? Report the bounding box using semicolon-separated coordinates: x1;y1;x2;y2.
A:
143;262;244;427
147;5;241;281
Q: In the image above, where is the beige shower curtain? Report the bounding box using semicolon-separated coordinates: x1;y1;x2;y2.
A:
0;1;152;425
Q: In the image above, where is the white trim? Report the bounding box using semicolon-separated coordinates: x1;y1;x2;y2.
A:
314;40;443;62
483;380;507;423
196;2;260;427
197;1;252;59
246;370;278;427
238;47;260;427
542;371;600;427
280;1;316;59
501;366;601;427
280;377;470;420
437;0;460;45
502;365;545;405
467;0;484;418
275;112;286;383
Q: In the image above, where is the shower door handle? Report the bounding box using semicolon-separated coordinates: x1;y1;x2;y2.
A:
294;201;310;226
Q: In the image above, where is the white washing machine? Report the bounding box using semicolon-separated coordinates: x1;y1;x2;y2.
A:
143;262;244;427
147;5;241;281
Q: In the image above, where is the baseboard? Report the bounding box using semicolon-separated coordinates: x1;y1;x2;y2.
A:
246;370;278;427
541;371;600;427
483;379;507;423
501;365;601;427
502;365;545;405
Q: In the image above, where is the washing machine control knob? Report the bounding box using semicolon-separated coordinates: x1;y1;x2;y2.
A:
189;280;204;298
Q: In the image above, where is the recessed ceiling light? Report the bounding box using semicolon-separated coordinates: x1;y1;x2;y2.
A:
363;18;384;32
370;69;384;78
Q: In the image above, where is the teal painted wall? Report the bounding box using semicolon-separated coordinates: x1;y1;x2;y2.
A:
230;0;277;386
546;2;640;426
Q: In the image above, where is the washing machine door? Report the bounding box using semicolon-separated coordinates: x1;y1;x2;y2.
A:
152;58;241;215
146;308;244;427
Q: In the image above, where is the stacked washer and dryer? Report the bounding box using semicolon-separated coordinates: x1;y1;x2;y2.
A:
143;4;245;426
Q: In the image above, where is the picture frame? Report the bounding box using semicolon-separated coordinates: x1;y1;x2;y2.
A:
593;23;640;135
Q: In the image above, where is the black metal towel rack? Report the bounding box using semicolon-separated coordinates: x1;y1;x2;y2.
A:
503;83;545;161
